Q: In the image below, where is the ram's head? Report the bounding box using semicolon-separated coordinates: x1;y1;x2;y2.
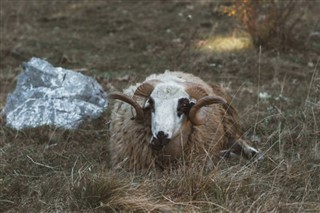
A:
108;80;229;151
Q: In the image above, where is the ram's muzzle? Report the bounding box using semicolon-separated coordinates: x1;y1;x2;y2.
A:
150;131;170;151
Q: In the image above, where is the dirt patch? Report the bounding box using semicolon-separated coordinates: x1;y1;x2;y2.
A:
1;0;319;212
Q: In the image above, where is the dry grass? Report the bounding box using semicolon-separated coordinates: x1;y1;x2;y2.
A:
1;0;319;212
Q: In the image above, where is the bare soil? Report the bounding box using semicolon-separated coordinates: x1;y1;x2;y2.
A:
1;0;319;212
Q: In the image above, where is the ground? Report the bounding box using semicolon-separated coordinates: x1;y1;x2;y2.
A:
0;0;319;212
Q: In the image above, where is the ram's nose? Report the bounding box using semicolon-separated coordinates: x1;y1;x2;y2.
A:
156;131;169;140
150;131;170;151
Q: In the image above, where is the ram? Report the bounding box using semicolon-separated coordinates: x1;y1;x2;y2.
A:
108;71;260;172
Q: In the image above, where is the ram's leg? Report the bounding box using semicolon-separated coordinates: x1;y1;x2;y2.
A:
221;138;263;160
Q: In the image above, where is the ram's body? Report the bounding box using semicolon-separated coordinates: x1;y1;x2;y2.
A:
109;71;258;171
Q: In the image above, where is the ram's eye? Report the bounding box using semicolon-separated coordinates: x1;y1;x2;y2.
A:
147;98;155;112
177;98;190;117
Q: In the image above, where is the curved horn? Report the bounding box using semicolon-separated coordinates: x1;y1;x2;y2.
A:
184;83;209;100
134;80;162;98
189;96;228;125
108;92;144;121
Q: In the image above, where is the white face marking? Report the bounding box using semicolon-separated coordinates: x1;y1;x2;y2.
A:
146;84;189;140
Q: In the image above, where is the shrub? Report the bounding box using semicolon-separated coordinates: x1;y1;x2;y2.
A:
223;0;307;50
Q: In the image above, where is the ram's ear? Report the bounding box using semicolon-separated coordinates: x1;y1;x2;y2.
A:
134;80;162;98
